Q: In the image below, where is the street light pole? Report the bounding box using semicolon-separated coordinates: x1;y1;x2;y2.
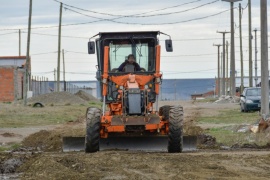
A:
222;0;242;96
214;44;222;97
217;31;230;96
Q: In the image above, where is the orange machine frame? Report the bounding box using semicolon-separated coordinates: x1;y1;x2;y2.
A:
100;45;169;138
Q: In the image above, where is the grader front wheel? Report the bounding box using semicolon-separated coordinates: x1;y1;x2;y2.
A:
168;105;184;153
85;107;101;153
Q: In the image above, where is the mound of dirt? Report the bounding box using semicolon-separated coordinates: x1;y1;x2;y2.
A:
75;90;99;102
27;92;87;106
21;130;62;152
21;127;85;152
1;133;16;137
197;134;218;149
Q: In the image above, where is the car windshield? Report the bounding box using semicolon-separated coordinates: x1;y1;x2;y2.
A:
246;89;261;96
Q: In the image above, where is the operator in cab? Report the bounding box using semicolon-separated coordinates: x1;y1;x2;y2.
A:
118;54;141;72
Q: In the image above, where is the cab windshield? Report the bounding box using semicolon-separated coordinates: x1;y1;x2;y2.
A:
108;38;156;72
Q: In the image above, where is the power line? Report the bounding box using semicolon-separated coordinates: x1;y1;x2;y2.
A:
53;0;203;17
19;30;265;43
0;7;236;30
21;31;87;39
21;31;263;42
65;50;87;54
64;0;219;18
63;5;233;25
163;68;216;74
127;0;219;18
0;32;17;36
31;51;58;56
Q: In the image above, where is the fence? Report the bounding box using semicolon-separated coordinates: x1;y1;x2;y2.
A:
30;76;94;97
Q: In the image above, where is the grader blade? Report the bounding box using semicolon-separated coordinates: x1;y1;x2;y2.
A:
62;136;197;152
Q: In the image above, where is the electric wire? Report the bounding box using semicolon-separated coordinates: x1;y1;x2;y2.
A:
53;0;203;17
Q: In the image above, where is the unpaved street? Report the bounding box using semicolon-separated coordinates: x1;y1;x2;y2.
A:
17;150;270;180
1;99;270;179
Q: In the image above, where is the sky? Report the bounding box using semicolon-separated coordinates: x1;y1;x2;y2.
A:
0;0;269;81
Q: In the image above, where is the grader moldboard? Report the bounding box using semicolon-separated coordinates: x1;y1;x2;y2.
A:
63;31;197;153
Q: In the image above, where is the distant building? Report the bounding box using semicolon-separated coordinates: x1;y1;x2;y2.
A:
0;56;30;102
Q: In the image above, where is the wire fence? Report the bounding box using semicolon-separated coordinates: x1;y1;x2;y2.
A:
30;76;94;97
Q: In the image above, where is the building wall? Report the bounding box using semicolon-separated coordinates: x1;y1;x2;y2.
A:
15;68;24;100
0;66;24;102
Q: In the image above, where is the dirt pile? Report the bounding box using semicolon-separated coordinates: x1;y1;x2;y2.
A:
27;92;87;106
21;126;85;152
75;90;99;102
197;134;217;148
21;130;62;152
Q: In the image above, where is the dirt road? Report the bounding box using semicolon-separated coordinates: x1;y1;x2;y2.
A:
1;100;270;179
15;150;270;180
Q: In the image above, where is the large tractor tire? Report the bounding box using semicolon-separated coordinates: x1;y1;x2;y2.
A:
168;105;184;153
85;107;101;153
159;105;171;121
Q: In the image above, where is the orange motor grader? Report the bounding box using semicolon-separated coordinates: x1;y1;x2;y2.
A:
63;31;196;153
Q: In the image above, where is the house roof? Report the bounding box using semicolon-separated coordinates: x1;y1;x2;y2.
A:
0;56;27;68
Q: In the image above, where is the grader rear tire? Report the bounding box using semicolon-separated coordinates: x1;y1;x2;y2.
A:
168;105;184;153
85;107;101;153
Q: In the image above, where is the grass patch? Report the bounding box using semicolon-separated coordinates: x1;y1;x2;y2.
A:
0;104;99;128
0;143;21;152
88;101;102;108
205;127;269;147
198;109;260;125
198;105;268;146
206;128;248;146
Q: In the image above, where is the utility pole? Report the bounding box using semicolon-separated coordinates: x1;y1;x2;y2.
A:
23;0;32;106
57;2;63;92
248;0;253;87
54;68;56;91
226;41;229;96
217;31;230;96
62;49;65;82
214;44;222;97
260;0;269;116
254;29;258;86
239;3;244;93
62;49;66;91
222;0;242;96
19;29;21;56
221;52;223;93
